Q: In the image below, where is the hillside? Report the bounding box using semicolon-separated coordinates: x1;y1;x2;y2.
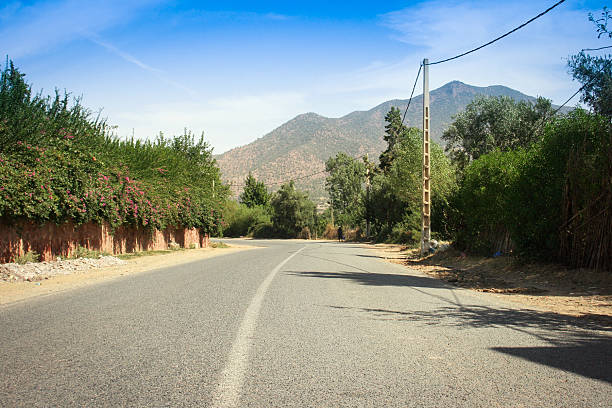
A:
216;81;541;203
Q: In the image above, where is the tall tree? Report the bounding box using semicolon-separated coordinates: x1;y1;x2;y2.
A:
270;181;316;237
239;172;269;208
442;96;554;170
568;7;612;118
325;153;365;227
379;107;408;171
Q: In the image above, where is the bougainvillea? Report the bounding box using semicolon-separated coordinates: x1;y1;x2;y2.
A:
0;60;228;233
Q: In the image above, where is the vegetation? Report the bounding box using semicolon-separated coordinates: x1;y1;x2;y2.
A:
325;153;365;227
223;175;320;239
15;250;40;264
442;96;554;170
239;172;269;208
270;181;317;238
0;60;227;234
216;81;539;204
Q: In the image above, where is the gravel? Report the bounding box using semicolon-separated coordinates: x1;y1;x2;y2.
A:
0;256;126;282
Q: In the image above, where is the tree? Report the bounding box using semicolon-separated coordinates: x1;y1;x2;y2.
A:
442;96;554;170
325;153;365;227
270;181;316;237
568;8;612;118
589;6;611;38
239;172;269;208
366;126;456;242
379;107;409;171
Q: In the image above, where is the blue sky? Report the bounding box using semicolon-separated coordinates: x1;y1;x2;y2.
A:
1;0;610;153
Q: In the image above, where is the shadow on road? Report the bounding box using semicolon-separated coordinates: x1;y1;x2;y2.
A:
286;270;448;289
323;303;612;383
492;341;612;383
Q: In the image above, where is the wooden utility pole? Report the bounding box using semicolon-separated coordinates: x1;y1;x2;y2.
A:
364;154;371;239
421;58;431;256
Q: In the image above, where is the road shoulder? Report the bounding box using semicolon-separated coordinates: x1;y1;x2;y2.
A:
363;242;612;324
0;244;258;306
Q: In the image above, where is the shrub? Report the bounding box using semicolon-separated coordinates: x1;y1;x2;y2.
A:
456;149;526;254
323;223;338;240
15;250;39;264
0;61;227;233
222;202;271;237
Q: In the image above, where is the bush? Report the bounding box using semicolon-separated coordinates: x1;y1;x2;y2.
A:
297;226;311;239
456;149;526;254
251;222;278;238
69;245;102;259
15;250;39;264
222;202;271;237
0;61;226;233
323;223;338;240
510;110;611;269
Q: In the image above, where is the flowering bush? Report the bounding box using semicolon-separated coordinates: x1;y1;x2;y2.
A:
0;60;227;233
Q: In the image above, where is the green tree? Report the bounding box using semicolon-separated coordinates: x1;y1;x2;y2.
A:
442;96;554;170
366;126;456;242
568;8;612;118
589;6;611;38
325;153;365;227
379;107;408;171
270;181;316;237
239;172;269;208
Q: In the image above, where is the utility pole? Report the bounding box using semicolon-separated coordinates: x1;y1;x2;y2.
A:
365;154;371;239
421;58;431;256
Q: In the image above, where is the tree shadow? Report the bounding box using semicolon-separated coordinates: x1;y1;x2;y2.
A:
286;269;448;289
323;303;612;382
492;341;612;383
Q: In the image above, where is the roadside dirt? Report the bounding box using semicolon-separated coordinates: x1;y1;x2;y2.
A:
0;244;257;306
367;243;612;323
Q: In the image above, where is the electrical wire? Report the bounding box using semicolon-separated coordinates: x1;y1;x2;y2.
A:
529;63;606;136
581;45;612;52
427;0;566;66
401;64;422;126
229;169;328;188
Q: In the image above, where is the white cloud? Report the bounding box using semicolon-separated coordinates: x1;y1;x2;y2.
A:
370;0;598;105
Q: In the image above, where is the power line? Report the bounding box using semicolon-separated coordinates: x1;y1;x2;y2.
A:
401;64;422;126
267;170;327;185
529;64;605;137
229;169;328;188
581;45;612;52
427;0;566;66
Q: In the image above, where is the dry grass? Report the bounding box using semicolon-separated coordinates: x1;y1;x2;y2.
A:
369;243;612;320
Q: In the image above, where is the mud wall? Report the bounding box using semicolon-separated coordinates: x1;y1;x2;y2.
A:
0;218;209;262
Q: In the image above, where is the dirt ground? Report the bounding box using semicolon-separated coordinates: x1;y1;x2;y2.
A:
0;244;257;306
367;243;612;324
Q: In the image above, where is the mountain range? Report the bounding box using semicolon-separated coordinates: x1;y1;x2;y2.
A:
216;80;546;203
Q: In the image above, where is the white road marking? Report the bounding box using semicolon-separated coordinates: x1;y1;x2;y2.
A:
212;245;306;407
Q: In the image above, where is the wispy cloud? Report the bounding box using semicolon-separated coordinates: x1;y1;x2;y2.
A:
172;9;293;23
89;37;163;74
342;1;598;104
0;0;162;58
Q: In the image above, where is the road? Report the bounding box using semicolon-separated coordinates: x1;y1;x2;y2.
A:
1;239;610;407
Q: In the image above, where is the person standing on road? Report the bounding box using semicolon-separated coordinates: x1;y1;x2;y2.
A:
337;225;343;242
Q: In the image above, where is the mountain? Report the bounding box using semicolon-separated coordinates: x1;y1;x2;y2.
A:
216;81;542;203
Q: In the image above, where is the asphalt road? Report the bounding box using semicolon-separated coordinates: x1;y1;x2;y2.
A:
1;239;611;407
